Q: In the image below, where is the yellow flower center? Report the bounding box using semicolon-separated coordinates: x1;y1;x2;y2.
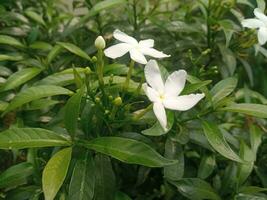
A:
159;94;165;101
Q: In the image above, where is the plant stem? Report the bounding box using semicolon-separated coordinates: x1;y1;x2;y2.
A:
123;60;135;93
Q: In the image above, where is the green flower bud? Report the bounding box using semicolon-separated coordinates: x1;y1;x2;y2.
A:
95;97;100;103
113;97;122;106
109;74;114;84
84;67;92;74
108;95;113;101
95;36;106;50
92;56;97;63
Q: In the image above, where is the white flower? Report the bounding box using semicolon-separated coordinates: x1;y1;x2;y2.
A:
95;36;106;50
241;8;267;45
142;60;205;130
104;29;170;64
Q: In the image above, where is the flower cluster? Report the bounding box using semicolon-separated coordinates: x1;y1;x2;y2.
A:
102;29;205;130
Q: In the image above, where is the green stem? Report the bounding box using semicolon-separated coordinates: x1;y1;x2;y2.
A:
132;104;153;121
123;60;135;92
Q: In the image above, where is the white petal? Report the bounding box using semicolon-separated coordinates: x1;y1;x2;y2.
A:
258;27;267;45
113;29;138;45
129;49;147;64
144;60;165;93
163;93;205;111
139;39;154;48
104;43;131;59
241;18;264;28
153;102;167;130
141;47;170;58
254;8;267;24
165;70;187;97
142;83;159;102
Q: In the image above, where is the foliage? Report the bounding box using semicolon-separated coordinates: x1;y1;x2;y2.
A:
0;0;267;199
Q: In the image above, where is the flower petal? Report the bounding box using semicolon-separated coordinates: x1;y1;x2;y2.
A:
129;49;147;64
113;29;138;45
139;39;154;48
254;8;267;24
165;70;187;97
153;102;167;130
241;18;264;28
144;60;165;93
141;47;170;58
163;93;205;111
258;27;267;45
142;83;159;102
104;43;131;59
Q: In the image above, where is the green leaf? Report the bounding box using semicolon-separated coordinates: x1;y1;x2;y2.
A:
0;35;25;48
249;125;262;157
62;0;126;37
164;138;184;180
57;42;92;61
0;128;71;149
218;44;237;75
64;86;85;138
237;141;254;186
202;121;243;163
3;85;73;114
0;54;23;61
91;0;126;14
29;41;52;51
170;178;221;200
210;77;237;107
43;147;72;200
25;99;59;111
219;103;267;118
115;191;132;200
80;137;176;167
94;154;116;200
142;111;174;136
69;152;95;200
239;186;267;194
47;45;62;63
0;68;42;92
197;155;216;179
181;80;212;95
25;10;46;26
0;162;34;189
0;101;8;112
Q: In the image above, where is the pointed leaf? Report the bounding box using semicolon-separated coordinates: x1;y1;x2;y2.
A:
0;162;34;189
0;35;25;48
43;148;72;200
0;68;42;92
64;86;85;138
170;178;221;200
3;85;73;114
80;137;177;167
69;152;95;200
202;121;243;162
57;42;92;61
210;77;237;106
0;128;71;149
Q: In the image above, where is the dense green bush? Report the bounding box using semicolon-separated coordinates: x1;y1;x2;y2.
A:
0;0;267;199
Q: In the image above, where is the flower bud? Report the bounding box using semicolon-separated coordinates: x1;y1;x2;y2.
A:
84;67;92;75
95;36;106;50
113;97;122;106
95;97;100;103
108;95;113;101
92;56;97;63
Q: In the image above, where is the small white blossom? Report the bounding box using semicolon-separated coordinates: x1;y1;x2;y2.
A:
242;8;267;45
104;29;170;64
142;60;205;130
95;36;106;50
